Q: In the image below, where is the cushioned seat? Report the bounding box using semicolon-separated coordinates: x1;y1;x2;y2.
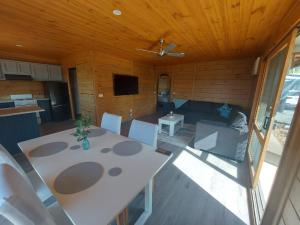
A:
194;112;249;162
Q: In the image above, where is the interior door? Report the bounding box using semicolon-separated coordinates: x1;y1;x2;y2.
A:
248;31;297;187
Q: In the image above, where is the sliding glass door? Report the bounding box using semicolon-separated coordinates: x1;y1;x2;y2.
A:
249;47;288;186
248;29;298;223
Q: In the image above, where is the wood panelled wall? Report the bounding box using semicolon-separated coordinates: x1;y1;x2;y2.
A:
155;58;255;109
279;166;300;225
61;51;96;122
0;80;44;100
93;53;156;123
61;51;156;125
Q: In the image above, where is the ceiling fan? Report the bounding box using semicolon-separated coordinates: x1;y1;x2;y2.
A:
136;39;185;57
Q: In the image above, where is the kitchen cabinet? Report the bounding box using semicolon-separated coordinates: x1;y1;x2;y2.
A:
48;65;63;81
0;59;63;81
0;64;4;80
0;113;40;155
0;60;32;75
32;63;49;81
0;102;15;109
17;61;32;75
0;60;18;74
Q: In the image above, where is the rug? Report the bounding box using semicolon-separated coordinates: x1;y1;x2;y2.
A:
158;124;195;148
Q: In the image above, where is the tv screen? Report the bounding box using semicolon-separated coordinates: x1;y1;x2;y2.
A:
113;74;138;96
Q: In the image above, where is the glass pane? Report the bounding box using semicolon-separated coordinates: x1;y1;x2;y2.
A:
258;62;300;203
256;48;287;134
249;130;262;171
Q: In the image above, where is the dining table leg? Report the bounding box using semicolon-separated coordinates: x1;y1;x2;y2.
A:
116;209;128;225
134;178;153;225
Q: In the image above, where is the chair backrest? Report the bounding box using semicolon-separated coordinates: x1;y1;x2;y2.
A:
0;144;31;185
128;120;158;149
100;112;122;134
0;164;56;225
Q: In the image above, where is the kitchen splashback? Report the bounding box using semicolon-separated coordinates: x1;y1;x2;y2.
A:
0;80;45;101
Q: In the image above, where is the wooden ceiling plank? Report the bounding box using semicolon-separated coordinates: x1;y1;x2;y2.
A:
0;0;297;64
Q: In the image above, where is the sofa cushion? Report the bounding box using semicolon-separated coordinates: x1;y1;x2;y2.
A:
178;101;191;110
189;101;213;113
194;121;247;161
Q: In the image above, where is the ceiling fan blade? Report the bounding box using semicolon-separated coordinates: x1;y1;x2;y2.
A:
166;52;185;57
163;43;176;53
136;48;159;54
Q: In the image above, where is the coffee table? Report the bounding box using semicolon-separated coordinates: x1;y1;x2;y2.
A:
158;114;184;136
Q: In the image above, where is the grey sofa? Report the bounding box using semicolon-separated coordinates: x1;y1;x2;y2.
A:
194;111;249;162
173;100;249;161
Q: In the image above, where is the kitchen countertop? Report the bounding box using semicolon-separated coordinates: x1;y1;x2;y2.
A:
0;106;45;117
0;98;50;103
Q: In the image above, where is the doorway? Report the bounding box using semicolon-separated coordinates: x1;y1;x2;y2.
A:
69;68;81;119
248;30;300;223
157;74;172;113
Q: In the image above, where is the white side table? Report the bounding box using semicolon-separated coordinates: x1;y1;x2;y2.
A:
158;114;184;136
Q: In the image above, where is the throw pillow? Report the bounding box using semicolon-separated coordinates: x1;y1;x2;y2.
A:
217;104;232;119
230;112;248;134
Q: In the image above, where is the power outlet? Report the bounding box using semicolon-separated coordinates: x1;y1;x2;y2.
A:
129;109;133;119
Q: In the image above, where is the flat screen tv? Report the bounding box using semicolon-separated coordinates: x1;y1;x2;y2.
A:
113;74;139;96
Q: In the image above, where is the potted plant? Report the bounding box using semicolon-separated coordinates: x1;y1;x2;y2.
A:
73;115;92;150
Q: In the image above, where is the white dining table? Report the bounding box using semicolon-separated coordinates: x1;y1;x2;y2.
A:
18;126;171;225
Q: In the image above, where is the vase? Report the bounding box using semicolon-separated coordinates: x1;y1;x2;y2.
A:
82;137;90;150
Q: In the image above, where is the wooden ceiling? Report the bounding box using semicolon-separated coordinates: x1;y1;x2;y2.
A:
0;0;298;65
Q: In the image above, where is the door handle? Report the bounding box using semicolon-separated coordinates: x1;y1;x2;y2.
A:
263;116;271;130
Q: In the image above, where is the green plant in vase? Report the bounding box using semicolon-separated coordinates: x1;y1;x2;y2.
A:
73;115;92;150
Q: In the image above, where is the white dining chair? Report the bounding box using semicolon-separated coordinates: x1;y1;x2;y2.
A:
128;119;159;149
0;164;72;225
117;120;159;224
0;144;53;203
100;112;122;134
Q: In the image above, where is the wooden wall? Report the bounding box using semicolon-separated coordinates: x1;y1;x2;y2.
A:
279;166;300;225
155;58;256;110
61;51;95;122
61;51;157;125
0;80;44;100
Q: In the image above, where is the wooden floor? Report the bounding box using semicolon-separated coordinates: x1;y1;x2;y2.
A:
123;114;251;225
14;115;251;225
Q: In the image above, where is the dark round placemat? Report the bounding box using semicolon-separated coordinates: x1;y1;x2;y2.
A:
108;167;122;177
112;141;142;156
70;145;81;150
54;162;104;195
88;128;106;138
100;148;111;153
29;142;68;157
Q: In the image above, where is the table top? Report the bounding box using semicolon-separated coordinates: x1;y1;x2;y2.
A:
159;114;184;123
18;126;170;225
0;106;44;117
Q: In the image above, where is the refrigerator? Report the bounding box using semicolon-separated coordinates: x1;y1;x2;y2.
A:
44;82;71;121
